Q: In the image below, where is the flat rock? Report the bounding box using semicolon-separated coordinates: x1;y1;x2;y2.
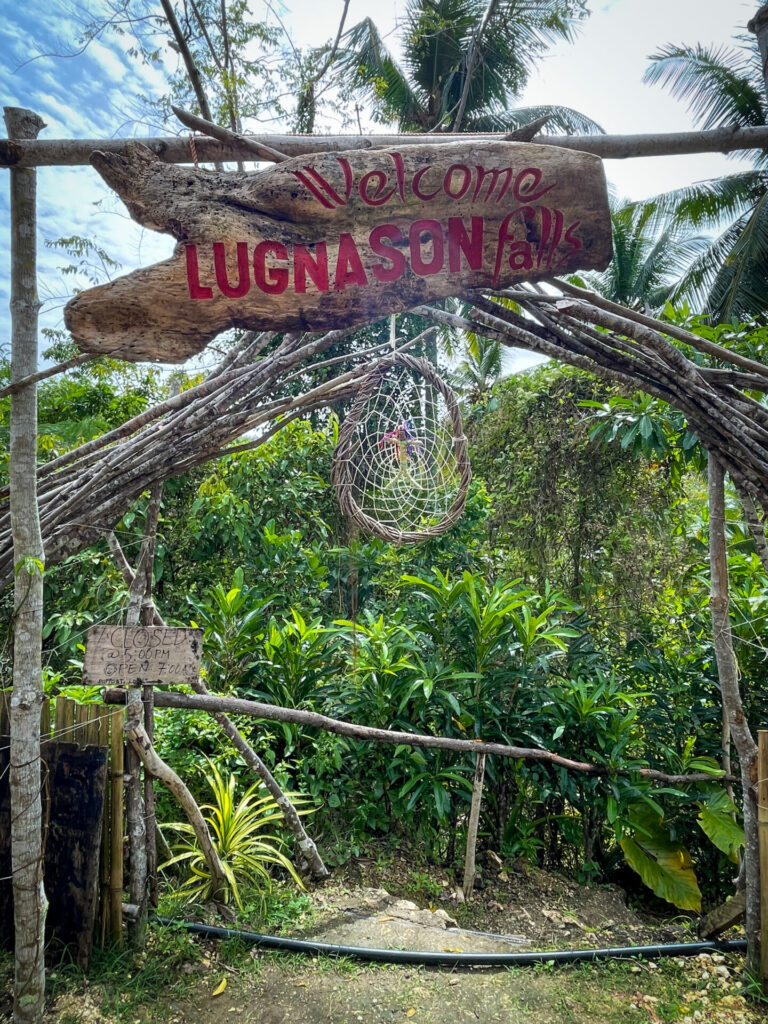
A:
305;891;528;954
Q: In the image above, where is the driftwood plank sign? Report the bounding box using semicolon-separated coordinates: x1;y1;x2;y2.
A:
64;141;612;363
82;625;202;685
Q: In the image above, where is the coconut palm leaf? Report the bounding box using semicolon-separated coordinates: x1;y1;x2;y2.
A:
469;104;603;134
333;0;591;133
638;173;767;231
334;17;425;128
709;191;768;322
642;27;768;321
585;197;707;311
644;41;765;134
666;217;750;314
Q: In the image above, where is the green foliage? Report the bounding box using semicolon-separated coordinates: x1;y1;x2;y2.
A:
620;805;701;912
30;359;762;911
188;568;272;690
641;30;768;322
467;364;685;635
333;0;596;134
697;789;744;863
161;763;309;910
583;196;707;312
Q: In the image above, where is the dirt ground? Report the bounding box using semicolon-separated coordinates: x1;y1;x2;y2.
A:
3;859;764;1024
46;951;763;1024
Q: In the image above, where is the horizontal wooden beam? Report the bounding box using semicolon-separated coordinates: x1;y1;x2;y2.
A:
1;124;767;169
103;687;735;786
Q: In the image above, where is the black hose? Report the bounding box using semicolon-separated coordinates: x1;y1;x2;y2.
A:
156;917;746;967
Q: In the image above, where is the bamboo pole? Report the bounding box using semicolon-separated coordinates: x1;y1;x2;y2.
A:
75;703;88;747
99;709;111;949
39;697;50;740
61;697;75;737
759;731;768;992
53;696;65;737
0;689;9;735
109;707;124;947
85;704;100;747
2;124;768;168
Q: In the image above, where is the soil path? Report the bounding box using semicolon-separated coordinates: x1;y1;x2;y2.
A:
162;956;758;1024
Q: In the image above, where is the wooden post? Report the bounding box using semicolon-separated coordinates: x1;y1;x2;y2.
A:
75;703;88;747
109;708;124;947
709;456;760;972
462;752;486;900
123;565;149;946
758;730;768;992
61;697;75;737
5;103;47;1024
0;689;9;735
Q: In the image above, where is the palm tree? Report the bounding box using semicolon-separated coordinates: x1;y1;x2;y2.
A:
453;335;504;402
332;0;601;135
585;196;708;312
641;32;768;322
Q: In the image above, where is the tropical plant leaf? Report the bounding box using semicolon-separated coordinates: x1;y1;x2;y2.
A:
620;806;701;911
644;42;765;133
697;791;744;862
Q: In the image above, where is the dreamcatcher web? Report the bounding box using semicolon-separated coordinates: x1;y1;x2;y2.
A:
332;354;470;544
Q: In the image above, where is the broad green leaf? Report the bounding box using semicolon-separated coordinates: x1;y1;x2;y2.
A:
698;792;744;861
620;836;701;912
621;806;701;911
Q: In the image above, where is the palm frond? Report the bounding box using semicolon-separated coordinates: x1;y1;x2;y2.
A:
334;17;423;127
634;172;766;233
588;199;707;311
644;41;766;134
668;217;750;315
710;190;768;322
469;103;604;135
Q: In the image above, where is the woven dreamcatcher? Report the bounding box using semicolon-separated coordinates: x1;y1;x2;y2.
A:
332;353;471;544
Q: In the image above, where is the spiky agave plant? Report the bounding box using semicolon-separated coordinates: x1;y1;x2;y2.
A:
161;762;311;910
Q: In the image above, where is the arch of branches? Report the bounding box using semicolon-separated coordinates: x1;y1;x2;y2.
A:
5;107;768;981
2;275;767;583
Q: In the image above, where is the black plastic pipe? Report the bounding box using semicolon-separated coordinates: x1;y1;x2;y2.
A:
156;917;746;967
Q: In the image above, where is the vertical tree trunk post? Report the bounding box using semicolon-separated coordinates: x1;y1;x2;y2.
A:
758;731;768;992
708;455;760;971
139;475;165;910
123;552;150;947
5;104;47;1024
463;752;486;900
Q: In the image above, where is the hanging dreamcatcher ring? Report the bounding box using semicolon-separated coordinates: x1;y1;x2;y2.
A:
332;352;471;544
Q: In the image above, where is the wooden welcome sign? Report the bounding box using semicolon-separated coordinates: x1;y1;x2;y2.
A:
64;141;612;363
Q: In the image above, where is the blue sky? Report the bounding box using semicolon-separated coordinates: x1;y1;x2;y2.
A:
0;0;758;368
